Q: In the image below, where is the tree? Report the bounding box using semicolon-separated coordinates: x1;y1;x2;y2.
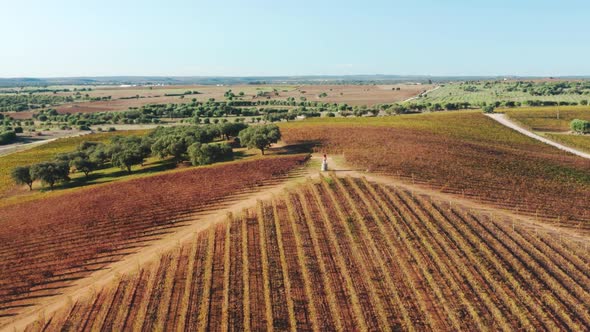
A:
109;136;149;173
238;124;281;155
188;142;233;166
111;148;144;173
70;155;97;178
0;130;16;145
151;134;193;162
218;122;248;140
30;162;70;190
11;165;34;190
482;105;495;113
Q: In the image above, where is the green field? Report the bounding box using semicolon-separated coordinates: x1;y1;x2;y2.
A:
418;82;590;105
0;130;149;197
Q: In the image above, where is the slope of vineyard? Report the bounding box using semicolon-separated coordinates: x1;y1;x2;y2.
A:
281;112;590;228
13;175;590;331
0;155;308;323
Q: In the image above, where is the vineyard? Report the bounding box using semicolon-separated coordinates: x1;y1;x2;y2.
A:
504;106;590;132
281;112;590;228
545;133;590;153
0;155;308;324
13;175;590;331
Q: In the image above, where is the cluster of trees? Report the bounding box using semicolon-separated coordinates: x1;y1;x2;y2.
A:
0;95;69;112
0;128;17;145
12;162;70;190
571;119;590;134
465;81;590;96
11;139;144;190
0;115;23;145
11;123;283;191
1;88;74;94
30;99;332;127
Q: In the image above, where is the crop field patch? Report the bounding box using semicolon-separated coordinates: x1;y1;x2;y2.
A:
0;155;307;322
281;112;590;228
16;176;590;331
505;106;590;132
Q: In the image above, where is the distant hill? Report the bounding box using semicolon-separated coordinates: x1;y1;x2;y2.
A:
0;75;589;87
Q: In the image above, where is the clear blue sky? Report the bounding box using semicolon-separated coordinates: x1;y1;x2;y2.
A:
2;0;589;77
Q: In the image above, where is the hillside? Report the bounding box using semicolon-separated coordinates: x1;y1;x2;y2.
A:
0;155;308;323
14;176;590;331
281;112;590;228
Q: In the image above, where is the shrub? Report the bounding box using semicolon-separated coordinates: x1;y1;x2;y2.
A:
0;130;16;145
570;119;590;134
482;105;495;114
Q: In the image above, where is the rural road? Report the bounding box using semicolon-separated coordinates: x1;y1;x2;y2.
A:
0;131;90;157
403;85;440;103
486;113;590;160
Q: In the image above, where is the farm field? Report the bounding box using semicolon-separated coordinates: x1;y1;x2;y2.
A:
281;112;590;228
0;83;432;119
418;81;590;105
13;176;590;331
504;106;590;132
545;133;590;153
0;155;308;323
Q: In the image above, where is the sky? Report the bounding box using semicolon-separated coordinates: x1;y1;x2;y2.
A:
1;0;589;77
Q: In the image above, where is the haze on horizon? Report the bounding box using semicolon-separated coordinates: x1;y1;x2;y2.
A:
2;0;589;78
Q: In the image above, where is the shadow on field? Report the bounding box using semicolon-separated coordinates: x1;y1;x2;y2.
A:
272;141;321;155
48;159;177;191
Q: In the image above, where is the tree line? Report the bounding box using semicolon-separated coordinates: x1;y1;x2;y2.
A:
11;123;281;191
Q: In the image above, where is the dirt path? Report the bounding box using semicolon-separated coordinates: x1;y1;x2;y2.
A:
3;151;588;331
404;85;440;102
486;113;590;160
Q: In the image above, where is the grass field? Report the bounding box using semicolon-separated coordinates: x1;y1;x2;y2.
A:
19;176;590;331
0;130;150;200
419;82;590;105
504;106;590;131
281;112;590;227
0;155;308;323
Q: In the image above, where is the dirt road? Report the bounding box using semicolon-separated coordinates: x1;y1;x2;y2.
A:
486;113;590;160
0;131;90;157
403;85;440;102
